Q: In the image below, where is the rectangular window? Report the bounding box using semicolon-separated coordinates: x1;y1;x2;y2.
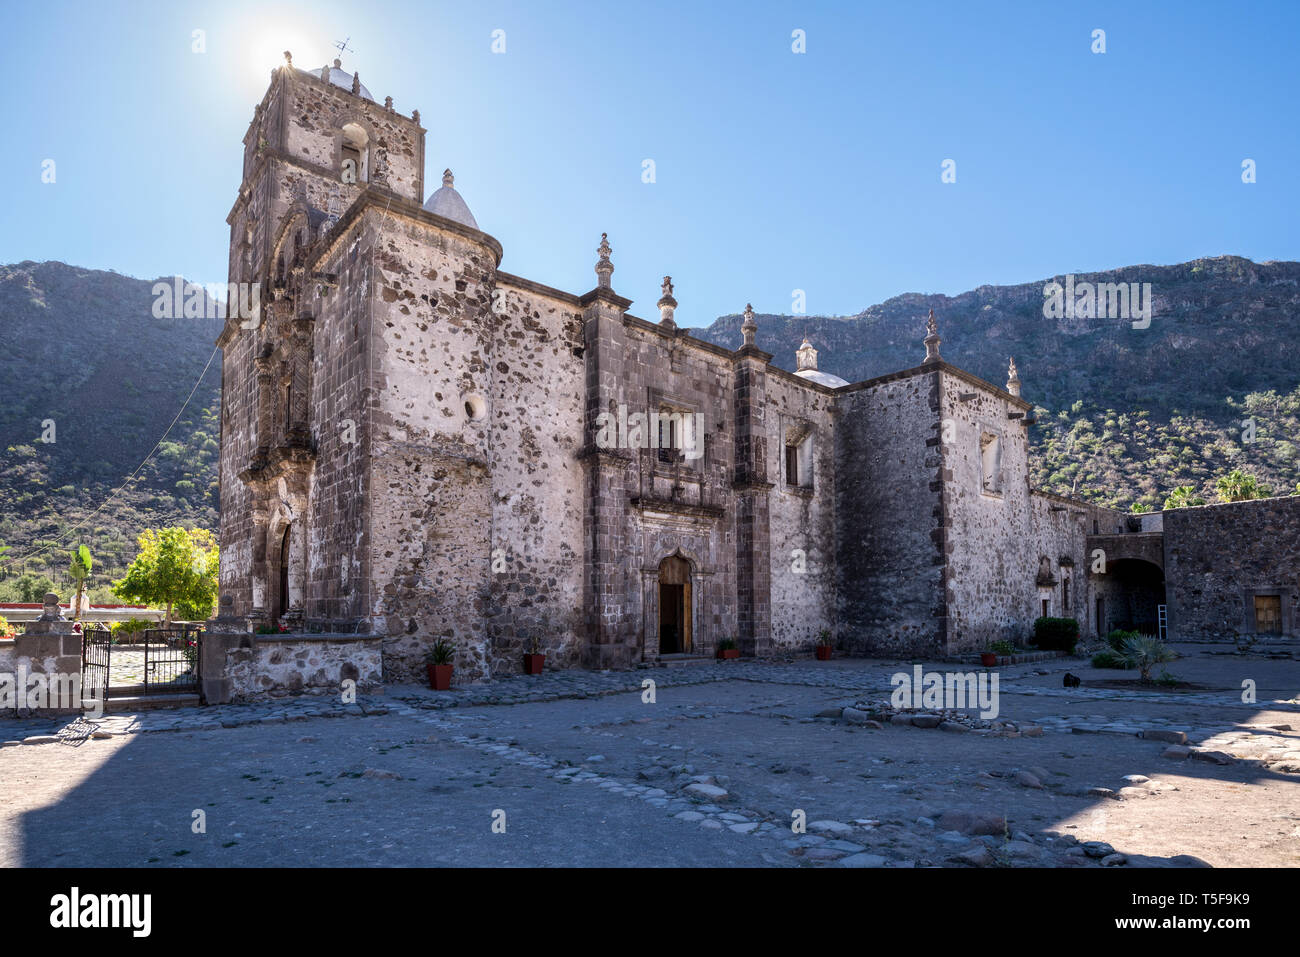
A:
1041;598;1050;618
1254;595;1282;634
785;445;799;486
1095;597;1104;635
657;409;678;464
980;432;1002;494
1062;577;1070;611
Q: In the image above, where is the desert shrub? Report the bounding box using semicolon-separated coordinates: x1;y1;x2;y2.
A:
1091;649;1131;669
109;618;154;641
1032;617;1080;653
1106;628;1142;651
1120;634;1176;682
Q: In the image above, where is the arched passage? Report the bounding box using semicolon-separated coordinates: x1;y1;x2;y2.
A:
1096;558;1166;635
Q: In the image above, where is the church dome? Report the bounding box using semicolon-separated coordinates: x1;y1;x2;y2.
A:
795;368;850;388
423;170;479;230
793;335;848;388
315;59;373;101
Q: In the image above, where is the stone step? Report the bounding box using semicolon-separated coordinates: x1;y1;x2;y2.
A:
655;654;718;668
105;693;201;712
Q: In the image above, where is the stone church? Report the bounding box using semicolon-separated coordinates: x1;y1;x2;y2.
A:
211;56;1298;694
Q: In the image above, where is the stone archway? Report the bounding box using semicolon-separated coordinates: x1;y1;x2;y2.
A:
658;554;693;654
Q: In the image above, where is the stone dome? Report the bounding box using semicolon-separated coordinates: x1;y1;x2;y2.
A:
423;170;479;230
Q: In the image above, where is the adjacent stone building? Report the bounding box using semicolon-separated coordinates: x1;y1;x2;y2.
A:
213;57;1297;694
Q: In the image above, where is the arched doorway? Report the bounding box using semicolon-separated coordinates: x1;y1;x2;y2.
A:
1100;559;1166;634
658;555;692;654
275;524;291;622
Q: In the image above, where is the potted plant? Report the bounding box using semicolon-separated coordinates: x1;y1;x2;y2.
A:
815;629;833;660
425;639;455;690
980;650;998;667
716;637;740;660
523;636;545;675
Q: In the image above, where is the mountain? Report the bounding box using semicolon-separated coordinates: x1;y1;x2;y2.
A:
695;256;1300;508
0;261;221;599
1;255;1296;599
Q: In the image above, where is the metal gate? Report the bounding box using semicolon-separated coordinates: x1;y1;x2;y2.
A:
139;626;202;695
81;623;111;707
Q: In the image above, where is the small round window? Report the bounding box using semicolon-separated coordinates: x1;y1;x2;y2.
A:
463;394;487;423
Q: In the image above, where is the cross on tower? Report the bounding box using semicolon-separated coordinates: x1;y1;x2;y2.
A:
332;37;355;59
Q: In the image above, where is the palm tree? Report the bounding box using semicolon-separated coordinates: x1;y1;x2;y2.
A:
1163;485;1206;509
1215;469;1270;503
68;544;93;619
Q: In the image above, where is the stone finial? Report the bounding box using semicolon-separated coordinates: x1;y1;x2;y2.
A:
284;51;293;68
334;58;342;69
1006;356;1021;397
741;303;757;347
412;109;421;124
923;308;942;364
321;64;330;82
443;168;455;188
385;96;393;110
595;233;614;289
657;276;677;328
39;592;63;622
796;335;818;372
352;72;361;94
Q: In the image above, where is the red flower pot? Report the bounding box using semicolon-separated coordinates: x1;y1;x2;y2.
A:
523;653;545;674
427;663;453;690
716;648;740;660
815;645;832;660
980;652;998;667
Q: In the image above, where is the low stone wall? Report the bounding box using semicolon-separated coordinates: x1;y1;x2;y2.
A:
0;594;85;717
201;616;384;703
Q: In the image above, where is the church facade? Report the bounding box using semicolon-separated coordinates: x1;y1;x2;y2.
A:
213;56;1298;691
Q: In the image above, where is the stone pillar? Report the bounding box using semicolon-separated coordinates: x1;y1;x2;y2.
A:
579;269;636;668
254;349;276;458
733;349;774;657
200;594;251;705
12;593;84;714
288;314;314;444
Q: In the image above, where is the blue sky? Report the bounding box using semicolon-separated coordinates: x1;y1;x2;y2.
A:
6;0;1298;326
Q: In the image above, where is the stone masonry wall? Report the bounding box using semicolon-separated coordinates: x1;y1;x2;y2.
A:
834;369;945;655
1164;496;1300;640
486;277;587;672
361;209;498;681
766;371;837;651
227;634;383;701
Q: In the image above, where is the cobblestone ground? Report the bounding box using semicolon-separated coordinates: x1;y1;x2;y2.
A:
3;645;1298;867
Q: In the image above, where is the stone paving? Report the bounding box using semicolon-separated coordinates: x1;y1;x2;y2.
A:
3;646;1299;867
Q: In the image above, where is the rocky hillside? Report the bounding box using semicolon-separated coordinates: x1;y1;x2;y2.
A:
0;261;221;596
698;256;1300;510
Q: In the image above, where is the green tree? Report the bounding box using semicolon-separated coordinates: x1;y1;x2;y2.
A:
68;544;93;619
1130;502;1153;514
112;527;219;625
1163;486;1206;510
1215;469;1270;503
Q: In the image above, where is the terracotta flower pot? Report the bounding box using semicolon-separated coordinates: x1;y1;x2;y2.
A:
980;652;998;667
427;663;453;690
523;653;545;674
716;648;740;660
815;645;832;660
